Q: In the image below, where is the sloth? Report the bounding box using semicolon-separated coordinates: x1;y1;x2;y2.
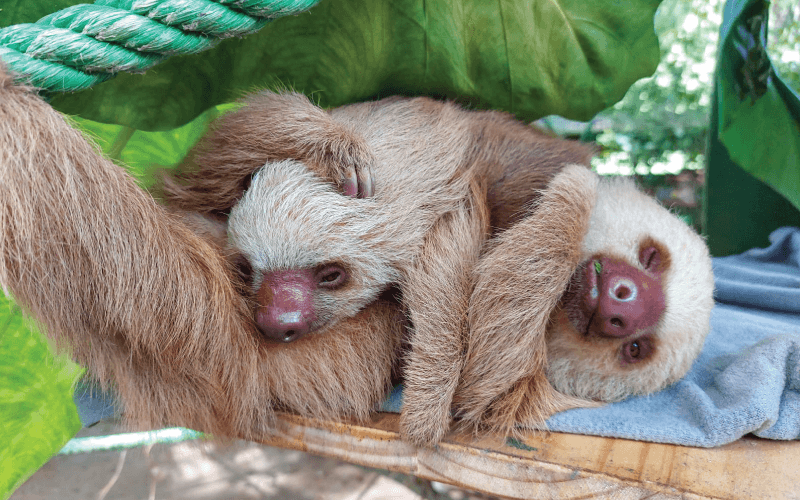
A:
1;69;404;438
0;64;714;446
451;164;715;437
159;91;595;444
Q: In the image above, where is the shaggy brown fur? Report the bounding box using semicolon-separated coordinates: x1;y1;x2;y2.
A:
160;91;377;214
453;165;602;434
1;64;712;447
0;66;585;442
0;67;404;439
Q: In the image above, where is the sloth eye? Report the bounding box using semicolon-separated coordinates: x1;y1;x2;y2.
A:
621;337;653;364
230;253;254;283
321;271;340;283
316;265;348;289
639;246;659;270
638;237;670;273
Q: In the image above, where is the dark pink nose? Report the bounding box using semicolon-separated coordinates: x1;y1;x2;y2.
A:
586;258;665;338
255;270;317;343
256;308;312;343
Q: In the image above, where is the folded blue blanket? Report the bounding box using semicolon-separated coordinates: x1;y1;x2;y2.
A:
79;228;800;448
383;227;800;447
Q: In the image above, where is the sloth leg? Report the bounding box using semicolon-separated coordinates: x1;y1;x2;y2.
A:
399;184;489;447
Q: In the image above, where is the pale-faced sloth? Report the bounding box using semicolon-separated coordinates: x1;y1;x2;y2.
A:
1;67;404;439
451;164;716;438
0;64;714;446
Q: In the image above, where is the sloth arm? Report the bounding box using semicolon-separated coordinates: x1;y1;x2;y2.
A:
398;112;595;445
454;165;600;434
0;72;267;436
161;91;375;214
399;179;490;447
468;113;595;233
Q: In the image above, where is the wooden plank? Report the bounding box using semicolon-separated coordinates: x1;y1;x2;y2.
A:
256;412;800;500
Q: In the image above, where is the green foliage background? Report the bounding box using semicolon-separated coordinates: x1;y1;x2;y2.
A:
715;0;800;212
3;0;664;131
590;0;799;188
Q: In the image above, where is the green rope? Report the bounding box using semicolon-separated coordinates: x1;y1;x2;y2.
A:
0;0;320;93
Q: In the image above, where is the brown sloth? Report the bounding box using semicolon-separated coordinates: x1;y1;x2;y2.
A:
0;64;714;446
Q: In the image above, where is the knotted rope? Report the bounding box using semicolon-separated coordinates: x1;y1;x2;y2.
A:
0;0;319;92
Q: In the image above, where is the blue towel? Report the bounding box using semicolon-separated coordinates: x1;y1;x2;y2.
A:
73;382;118;427
383;227;800;447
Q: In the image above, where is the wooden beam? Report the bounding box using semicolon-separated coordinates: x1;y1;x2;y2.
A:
256;412;799;500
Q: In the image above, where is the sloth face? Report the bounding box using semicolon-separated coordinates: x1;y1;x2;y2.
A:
546;176;714;402
228;160;400;342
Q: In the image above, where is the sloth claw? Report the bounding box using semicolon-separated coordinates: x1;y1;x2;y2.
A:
358;170;374;198
342;168;359;197
340;166;373;198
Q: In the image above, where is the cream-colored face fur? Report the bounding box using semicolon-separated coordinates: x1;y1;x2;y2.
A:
546;175;715;401
228;160;405;326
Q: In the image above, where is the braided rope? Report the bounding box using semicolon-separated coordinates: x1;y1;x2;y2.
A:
0;0;319;92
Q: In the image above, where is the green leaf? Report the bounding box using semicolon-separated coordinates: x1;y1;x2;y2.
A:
0;294;83;500
0;0;85;27
70;103;239;186
18;0;665;130
715;0;800;212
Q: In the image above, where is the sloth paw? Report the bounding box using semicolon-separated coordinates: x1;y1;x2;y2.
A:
399;404;450;448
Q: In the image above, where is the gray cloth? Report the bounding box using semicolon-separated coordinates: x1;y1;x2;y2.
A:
382;227;800;447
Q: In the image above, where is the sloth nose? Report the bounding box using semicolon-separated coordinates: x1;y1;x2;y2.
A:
593;277;641;338
256;309;312;343
255;270;317;343
587;259;666;339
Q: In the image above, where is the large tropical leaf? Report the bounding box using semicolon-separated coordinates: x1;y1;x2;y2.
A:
3;0;663;130
715;0;800;212
0;294;83;500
